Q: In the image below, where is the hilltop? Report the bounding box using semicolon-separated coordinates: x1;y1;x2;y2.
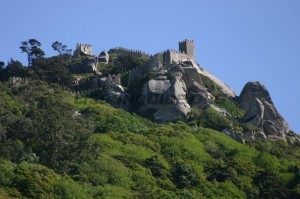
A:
0;39;299;198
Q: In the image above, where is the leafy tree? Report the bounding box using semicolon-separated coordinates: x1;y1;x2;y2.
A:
13;162;59;199
51;41;72;56
106;52;148;74
20;39;45;66
31;56;74;87
215;96;245;118
171;162;201;189
0;59;27;81
199;108;232;131
51;41;72;68
254;171;291;199
144;155;169;179
0;61;4;70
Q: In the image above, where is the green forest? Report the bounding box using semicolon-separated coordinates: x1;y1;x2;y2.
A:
0;40;299;198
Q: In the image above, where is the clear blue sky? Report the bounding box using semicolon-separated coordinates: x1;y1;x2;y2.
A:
1;0;300;133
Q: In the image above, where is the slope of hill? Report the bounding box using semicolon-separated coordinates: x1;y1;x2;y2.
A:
0;79;299;198
0;39;299;198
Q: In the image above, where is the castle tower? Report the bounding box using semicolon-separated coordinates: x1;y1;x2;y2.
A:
179;39;194;57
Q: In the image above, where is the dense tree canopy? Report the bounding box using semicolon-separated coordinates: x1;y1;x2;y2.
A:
0;80;299;198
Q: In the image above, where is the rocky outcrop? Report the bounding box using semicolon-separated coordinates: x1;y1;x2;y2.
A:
239;81;290;139
70;57;98;74
242;98;264;128
181;65;215;109
98;50;109;64
105;85;130;110
138;63;217;123
188;61;236;97
222;128;268;144
139;74;190;123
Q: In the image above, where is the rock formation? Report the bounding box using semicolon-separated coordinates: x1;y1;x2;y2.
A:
239;81;290;140
98;50;109;64
70;57;98;74
139;74;190;122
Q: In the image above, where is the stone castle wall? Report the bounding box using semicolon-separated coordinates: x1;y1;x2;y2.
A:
163;39;195;65
163;49;192;65
109;47;150;57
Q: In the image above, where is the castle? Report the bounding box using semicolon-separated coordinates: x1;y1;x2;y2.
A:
73;39;195;67
163;39;195;65
71;39;195;79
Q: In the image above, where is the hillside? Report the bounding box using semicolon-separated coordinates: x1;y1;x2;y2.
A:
0;39;299;198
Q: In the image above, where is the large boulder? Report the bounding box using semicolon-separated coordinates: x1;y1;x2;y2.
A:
188;80;215;109
139;74;190;122
70;57;98;74
98;50;109;64
239;81;290;137
242;98;264;128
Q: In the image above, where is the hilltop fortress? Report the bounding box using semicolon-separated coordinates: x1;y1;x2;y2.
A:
73;39;195;65
72;39;235;98
68;38;297;142
164;39;195;64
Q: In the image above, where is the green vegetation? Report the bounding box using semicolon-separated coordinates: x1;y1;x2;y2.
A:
215;96;245;118
20;39;45;66
0;80;299;198
102;51;149;75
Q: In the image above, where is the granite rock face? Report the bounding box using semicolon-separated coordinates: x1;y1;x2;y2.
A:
98;50;109;64
239;81;290;139
70;58;98;74
138;63;218;123
139;74;190;122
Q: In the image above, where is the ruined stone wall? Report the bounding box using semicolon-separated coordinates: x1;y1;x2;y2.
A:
163;50;192;65
126;53;163;88
109;47;150;57
127;65;145;87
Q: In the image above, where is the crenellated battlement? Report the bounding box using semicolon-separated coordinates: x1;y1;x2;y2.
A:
162;39;195;65
109;47;150;57
179;39;194;45
76;43;92;49
166;49;188;55
179;39;194;57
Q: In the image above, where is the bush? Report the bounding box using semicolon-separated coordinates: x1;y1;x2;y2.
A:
199;108;232;131
215;96;245;118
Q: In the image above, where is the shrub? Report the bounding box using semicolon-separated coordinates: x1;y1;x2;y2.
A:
199;108;232;131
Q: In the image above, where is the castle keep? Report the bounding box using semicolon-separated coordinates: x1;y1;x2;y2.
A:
164;39;195;65
179;39;194;57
